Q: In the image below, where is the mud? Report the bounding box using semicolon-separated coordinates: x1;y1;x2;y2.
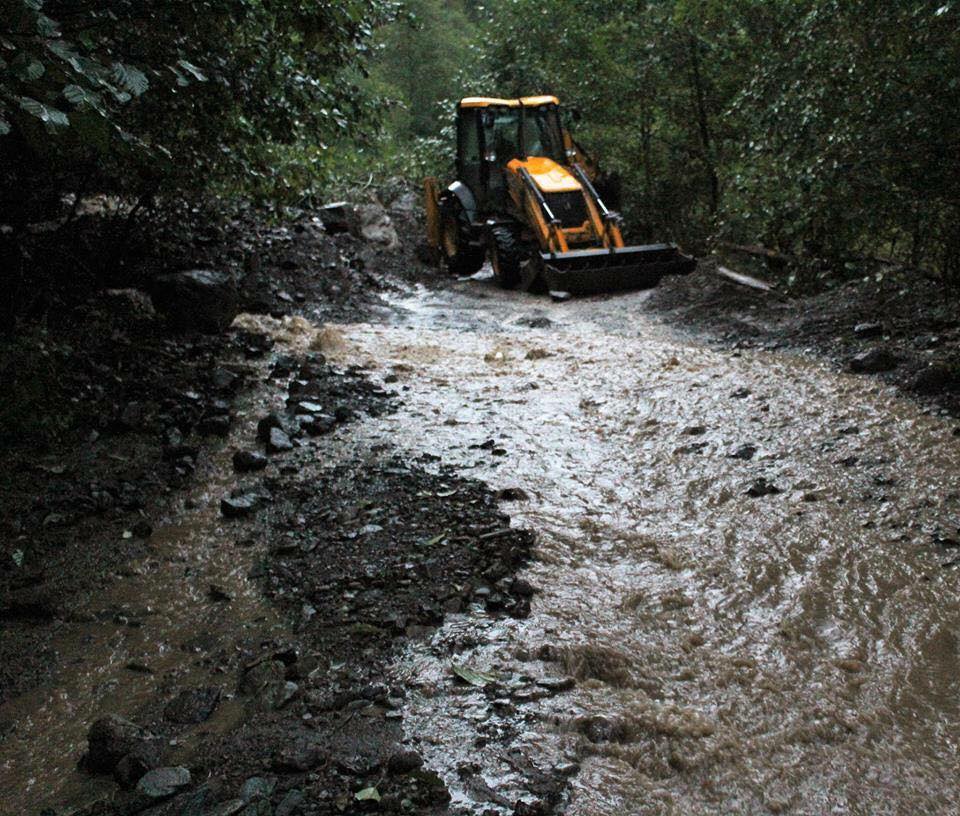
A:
325;271;960;815
5;210;960;816
645;261;960;418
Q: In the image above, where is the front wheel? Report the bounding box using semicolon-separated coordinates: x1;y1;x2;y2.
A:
440;198;484;277
487;225;525;289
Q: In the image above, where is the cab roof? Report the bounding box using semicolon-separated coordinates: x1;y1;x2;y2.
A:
459;95;559;109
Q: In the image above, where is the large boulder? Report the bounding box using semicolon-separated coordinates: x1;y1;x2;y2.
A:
349;203;398;249
149;270;238;334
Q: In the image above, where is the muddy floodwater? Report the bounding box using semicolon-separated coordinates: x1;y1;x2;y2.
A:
327;274;960;815
4;270;960;816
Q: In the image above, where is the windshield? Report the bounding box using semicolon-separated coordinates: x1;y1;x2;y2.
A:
481;105;564;164
482;107;522;162
521;105;564;162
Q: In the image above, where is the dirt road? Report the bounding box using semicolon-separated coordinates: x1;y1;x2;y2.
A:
330;272;960;815
3;263;960;816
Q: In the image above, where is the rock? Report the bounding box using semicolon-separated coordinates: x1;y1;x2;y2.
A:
220;494;259;518
240;661;294;709
206;800;246;816
575;715;628;743
497;487;529;502
132;519;154;539
99;288;156;322
296;401;325;414
139;784;210;816
730;387;751;399
549;290;571;302
114;741;163;788
745;477;782;498
256;414;284;441
85;714;158;775
387;750;423;775
276;789;305;816
350;203;398;248
853;321;884;338
233;450;268;472
119;401;145;430
517;315;553;329
136;766;191;798
390;191;419;213
510;578;537;597
149;270;238;334
240;776;277;803
164;687;221;724
273;740;325;772
849;347;898;374
208;584;232;602
211;368;239;391
728;444;757;460
912;364;959;395
334;405;354;423
318;201;350;234
199;413;231;437
266;427;294;453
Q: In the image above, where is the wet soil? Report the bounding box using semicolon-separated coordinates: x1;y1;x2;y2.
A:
645;261;960;419
5;208;960;816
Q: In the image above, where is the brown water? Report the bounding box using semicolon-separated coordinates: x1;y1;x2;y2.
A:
0;352;296;815
327;275;960;815
5;277;960;815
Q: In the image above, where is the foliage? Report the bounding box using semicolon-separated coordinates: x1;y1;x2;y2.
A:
474;0;960;287
0;0;399;219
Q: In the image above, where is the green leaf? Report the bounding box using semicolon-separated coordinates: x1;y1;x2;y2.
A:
36;14;58;37
452;664;497;687
355;787;380;802
23;0;43;10
177;59;207;82
12;549;24;567
112;62;149;96
18;96;69;126
22;60;45;81
0;117;9;136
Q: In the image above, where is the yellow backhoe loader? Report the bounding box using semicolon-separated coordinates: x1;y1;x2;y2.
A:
424;95;695;296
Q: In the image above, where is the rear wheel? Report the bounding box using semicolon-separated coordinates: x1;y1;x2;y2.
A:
440;198;484;276
487;225;525;289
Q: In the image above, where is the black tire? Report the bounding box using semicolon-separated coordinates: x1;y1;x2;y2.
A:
487;225;525;289
439;198;484;277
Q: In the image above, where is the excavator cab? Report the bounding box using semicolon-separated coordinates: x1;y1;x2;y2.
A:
424;95;695;295
456;97;565;212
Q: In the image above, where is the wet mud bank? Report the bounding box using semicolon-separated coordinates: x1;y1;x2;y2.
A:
1;302;551;816
645;263;960;420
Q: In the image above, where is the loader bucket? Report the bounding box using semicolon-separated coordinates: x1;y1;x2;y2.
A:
538;244;696;296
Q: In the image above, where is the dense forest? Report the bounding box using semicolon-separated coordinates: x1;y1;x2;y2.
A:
2;0;959;299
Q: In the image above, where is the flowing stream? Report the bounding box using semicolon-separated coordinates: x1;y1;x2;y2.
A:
328;273;960;815
4;271;960;816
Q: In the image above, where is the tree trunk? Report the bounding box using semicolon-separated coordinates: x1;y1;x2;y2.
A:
688;33;719;216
